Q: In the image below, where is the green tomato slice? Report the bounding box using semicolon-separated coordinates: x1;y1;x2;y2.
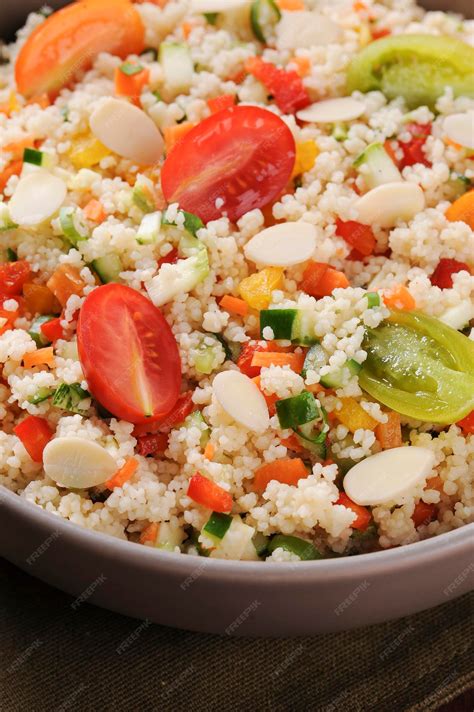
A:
360;310;474;423
347;35;474;109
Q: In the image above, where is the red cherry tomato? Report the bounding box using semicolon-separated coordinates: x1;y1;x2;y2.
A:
77;284;181;424
187;472;233;513
0;260;31;296
161;106;296;224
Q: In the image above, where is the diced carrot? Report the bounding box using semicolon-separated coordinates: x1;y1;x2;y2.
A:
337;492;371;531
46;265;85;307
316;268;349;296
445;190;474;230
253;458;308;494
219;294;249;316
0;160;22;194
276;0;305;9
227;68;247;84
207;94;236;114
105;457;139;490
114;64;150;103
163;122;196;154
250;351;305;373
383;284;416;311
426;476;443;492
306;382;324;394
203;442;215;460
445;137;463;150
301;261;349;297
371;27;391;40
289;56;311;78
375;411;402;449
181;21;193;39
23;282;60;316
280;434;304;453
26;93;51;108
353;0;367;11
412;501;436;528
252;375;279;415
23;346;55;369
83;199;106;223
140;522;158;545
3;136;34;160
0;308;18;336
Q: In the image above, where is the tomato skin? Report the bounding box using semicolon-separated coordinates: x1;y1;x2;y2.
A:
132;390;196;436
207;94;236;114
14;415;53;463
161;106;296;224
187;472;233;513
0;261;31;297
77;284;181;424
430;258;471;289
337;492;371;531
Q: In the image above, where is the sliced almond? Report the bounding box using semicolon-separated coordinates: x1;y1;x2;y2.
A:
443;111;474;150
297;98;365;124
43;437;118;489
9;171;67;226
343;446;436;506
244;222;317;266
276;11;342;50
190;0;250;12
213;371;270;433
89;98;164;166
354;182;425;228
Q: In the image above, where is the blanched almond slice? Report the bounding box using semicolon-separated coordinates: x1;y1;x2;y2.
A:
297;98;365;124
276;12;342;50
9;171;66;226
244;222;317;266
191;0;250;12
43;437;118;489
343;446;436;506
354;182;425;228
89;98;164;166
213;371;270;433
443;111;474;150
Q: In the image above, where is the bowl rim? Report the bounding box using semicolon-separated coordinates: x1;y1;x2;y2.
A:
2;484;473;580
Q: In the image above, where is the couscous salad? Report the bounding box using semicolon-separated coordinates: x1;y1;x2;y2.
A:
0;0;473;562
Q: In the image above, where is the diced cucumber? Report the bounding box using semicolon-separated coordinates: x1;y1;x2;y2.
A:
162;208;204;238
212;333;241;362
301;343;325;379
92;254;123;284
132;176;156;213
154;521;186;551
27;387;55;405
0;204;17;232
276;391;320;430
267;534;322;560
260;308;317;345
295;418;327;459
191;335;225;375
23;147;53;168
250;0;281;43
136;211;163;245
204;12;218;24
209;517;259;561
448;174;472;199
52;383;90;413
146;246;209;307
28;315;55;347
184;410;209;447
320;358;362;388
252;531;269;557
203;511;233;541
332;123;348;142
366;291;380;308
6;248;17;261
59;206;89;246
159;42;194;98
353;142;402;189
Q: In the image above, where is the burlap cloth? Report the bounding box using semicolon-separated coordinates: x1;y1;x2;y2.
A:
0;558;472;712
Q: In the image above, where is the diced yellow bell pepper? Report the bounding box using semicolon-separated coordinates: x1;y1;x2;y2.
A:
239;267;284;310
292;140;319;178
0;91;20;116
69;136;111;169
335;397;378;433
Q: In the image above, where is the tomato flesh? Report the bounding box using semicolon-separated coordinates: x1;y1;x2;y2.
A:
161;106;296;224
77;284;181;424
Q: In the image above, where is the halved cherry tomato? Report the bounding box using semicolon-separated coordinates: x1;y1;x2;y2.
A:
77;284;181;424
161;106;296;224
187;472;233;513
0;261;31;297
15;0;145;98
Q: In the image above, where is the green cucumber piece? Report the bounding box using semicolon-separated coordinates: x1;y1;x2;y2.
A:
366;291;380;308
132;183;155;214
23;147;53;167
252;532;269;557
27;387;55;405
92;254;123;284
267;534;322;560
250;0;281;43
146;246;209;307
162;209;204;238
192;335;225;375
260;308;317;345
184;410;209;447
332;123;348;142
353;142;402;189
59;206;89;246
301;343;326;379
276;391;320;430
159;42;194;98
320;359;362;388
0;204;17;232
204;12;218;24
6;248;18;261
28;315;55;347
136;211;162;245
347;34;474;109
203;512;232;541
52;383;90;413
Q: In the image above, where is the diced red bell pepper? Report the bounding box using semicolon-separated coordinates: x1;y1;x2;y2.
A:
157;248;179;268
40;317;64;342
430;258;471;289
207;94;236;114
245;56;311;115
399;123;432;169
14;415;53;462
133;390;197;437
337;492;371;531
237;341;269;378
335;219;376;257
371;27;391;40
0;260;31;297
136;432;169;457
456;410;474;434
187;472;233;513
412;501;436;528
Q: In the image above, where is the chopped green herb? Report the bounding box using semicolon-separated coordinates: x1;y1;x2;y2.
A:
52;383;90;413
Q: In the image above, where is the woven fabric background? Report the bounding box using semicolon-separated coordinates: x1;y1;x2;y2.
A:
0;558;472;712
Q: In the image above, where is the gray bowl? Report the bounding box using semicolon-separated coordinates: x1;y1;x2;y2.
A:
0;0;473;636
